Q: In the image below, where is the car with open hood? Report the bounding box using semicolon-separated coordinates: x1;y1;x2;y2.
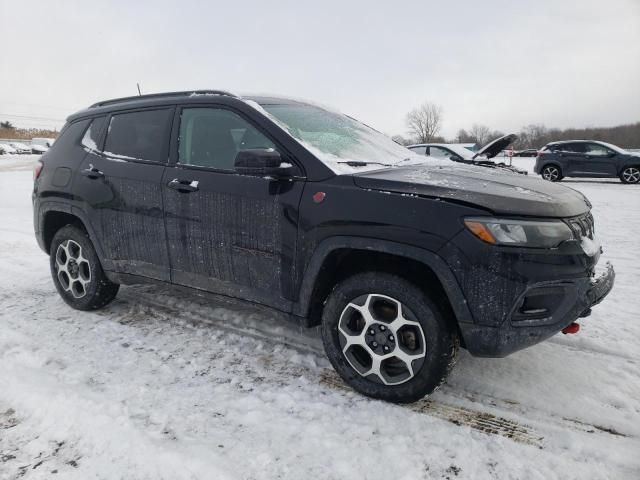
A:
407;134;527;175
407;133;528;175
33;91;614;403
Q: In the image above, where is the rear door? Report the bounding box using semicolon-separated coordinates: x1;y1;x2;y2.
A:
162;105;305;310
556;142;585;176
75;107;174;281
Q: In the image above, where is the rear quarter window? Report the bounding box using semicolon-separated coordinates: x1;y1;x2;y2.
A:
46;119;90;155
81;116;107;151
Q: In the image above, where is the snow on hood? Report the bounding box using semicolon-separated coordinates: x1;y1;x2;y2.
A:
353;163;591;218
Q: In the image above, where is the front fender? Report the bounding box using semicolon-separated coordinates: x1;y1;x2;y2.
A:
292;236;475;327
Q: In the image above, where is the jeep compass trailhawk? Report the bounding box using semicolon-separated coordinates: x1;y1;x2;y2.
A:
33;91;615;403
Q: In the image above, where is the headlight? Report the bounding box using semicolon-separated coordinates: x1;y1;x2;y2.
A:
464;217;574;248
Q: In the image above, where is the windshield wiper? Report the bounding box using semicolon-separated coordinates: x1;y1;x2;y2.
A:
337;160;393;167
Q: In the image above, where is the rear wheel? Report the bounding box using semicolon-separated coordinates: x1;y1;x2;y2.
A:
620;166;640;184
541;165;562;182
50;225;119;310
321;272;458;403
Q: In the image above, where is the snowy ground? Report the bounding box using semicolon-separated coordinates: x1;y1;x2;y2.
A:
1;154;639;479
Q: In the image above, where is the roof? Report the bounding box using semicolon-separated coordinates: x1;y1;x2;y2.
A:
66;90;308;122
547;140;592;144
89;90;238;108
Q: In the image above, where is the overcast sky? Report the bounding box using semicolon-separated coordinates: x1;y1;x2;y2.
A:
1;0;639;138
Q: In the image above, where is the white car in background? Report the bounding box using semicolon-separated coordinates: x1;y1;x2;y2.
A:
31;144;49;154
407;134;528;175
0;143;18;155
31;137;56;148
9;142;32;154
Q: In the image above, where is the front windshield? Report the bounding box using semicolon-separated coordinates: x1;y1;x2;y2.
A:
258;102;427;173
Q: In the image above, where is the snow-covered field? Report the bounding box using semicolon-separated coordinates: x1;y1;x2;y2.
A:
1;154;639;479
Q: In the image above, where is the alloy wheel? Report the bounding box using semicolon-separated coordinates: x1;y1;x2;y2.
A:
542;166;560;181
55;239;91;298
622;167;640;184
338;293;426;385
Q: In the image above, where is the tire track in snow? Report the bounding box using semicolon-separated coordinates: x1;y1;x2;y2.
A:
118;285;636;449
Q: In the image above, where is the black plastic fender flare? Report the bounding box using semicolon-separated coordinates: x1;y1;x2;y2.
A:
292;236;475;326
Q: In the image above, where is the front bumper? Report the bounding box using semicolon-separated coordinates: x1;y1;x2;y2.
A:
458;262;615;357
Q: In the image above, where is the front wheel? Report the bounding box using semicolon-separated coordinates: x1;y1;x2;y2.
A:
620;166;640;184
50;225;119;310
321;272;458;403
541;165;562;182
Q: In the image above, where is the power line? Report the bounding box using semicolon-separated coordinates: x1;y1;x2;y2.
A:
0;113;66;122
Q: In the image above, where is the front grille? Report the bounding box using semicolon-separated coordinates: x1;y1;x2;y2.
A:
569;213;595;240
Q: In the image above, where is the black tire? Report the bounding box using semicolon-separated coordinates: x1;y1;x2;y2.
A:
620;166;640;184
321;272;458;403
49;224;119;310
541;164;563;182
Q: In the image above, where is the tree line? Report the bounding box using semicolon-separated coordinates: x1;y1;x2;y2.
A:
396;101;640;149
0;123;59;140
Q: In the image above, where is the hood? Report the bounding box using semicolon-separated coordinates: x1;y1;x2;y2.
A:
353;163;590;218
473;133;517;159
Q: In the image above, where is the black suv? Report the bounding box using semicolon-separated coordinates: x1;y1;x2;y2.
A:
33;91;615;403
535;140;640;183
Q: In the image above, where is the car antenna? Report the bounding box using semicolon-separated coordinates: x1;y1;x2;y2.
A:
136;83;142;96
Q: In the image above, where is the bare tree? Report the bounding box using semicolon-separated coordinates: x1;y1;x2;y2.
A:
469;124;491;146
406;102;443;143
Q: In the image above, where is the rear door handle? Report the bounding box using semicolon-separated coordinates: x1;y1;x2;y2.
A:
167;178;199;193
81;165;104;179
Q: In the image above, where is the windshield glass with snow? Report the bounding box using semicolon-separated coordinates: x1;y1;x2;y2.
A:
260;103;426;173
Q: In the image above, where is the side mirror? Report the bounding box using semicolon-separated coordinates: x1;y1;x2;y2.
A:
234;149;293;178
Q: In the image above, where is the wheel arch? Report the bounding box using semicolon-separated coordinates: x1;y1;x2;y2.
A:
39;204;104;260
619;163;640;175
293;237;475;333
541;162;563;173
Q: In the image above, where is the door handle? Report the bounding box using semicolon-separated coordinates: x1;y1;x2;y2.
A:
167;178;199;193
81;165;104;179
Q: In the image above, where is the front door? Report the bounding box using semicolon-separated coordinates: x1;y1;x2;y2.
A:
162;105;304;310
580;143;617;176
75;108;174;281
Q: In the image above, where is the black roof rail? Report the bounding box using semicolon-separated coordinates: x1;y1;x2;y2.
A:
89;90;239;108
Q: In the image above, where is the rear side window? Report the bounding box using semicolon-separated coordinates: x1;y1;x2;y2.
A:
46;119;90;154
104;109;172;162
81;116;107;151
408;146;426;155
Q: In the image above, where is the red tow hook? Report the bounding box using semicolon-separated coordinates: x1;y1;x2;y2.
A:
562;322;580;334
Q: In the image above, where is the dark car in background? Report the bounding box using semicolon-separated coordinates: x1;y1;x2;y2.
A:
535;140;640;183
514;148;538;157
33;91;614;403
407;134;528;175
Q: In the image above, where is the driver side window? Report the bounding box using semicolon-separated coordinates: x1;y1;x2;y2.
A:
585;143;611;157
429;146;453;159
178;107;276;170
